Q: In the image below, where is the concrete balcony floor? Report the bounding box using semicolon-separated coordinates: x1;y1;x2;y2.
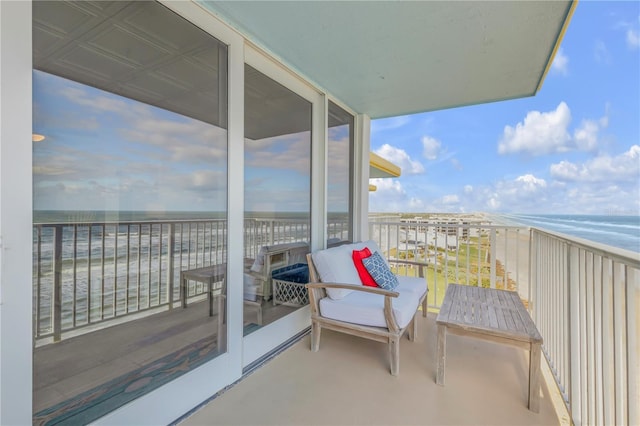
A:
181;314;564;426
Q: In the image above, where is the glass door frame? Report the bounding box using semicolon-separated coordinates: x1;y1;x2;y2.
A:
241;45;325;367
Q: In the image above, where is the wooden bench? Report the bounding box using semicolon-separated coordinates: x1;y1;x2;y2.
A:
436;284;543;412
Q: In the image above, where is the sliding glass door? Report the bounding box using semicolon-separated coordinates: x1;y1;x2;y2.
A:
32;1;229;422
242;64;312;333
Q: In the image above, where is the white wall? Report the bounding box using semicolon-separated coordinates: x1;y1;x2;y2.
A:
0;1;34;424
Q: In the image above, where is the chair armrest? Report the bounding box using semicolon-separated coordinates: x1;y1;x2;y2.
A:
305;282;399;298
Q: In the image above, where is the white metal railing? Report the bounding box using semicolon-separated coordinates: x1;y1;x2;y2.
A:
370;220;639;426
33;219;228;341
369;221;531;308
33;216;324;342
531;228;639;426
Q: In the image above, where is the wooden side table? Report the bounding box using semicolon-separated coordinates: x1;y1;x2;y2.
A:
180;264;263;326
436;284;543;412
180;264;226;316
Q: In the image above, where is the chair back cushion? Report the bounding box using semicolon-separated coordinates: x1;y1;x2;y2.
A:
311;240;385;299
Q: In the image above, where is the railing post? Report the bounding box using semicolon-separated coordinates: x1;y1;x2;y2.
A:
626;267;638;426
53;225;63;342
489;228;496;289
168;223;175;309
569;244;582;426
269;220;275;246
529;229;535;316
35;225;42;340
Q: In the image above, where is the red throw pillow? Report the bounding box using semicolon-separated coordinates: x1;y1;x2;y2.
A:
352;247;378;287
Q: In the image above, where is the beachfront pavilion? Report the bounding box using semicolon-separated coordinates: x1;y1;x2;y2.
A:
0;1;601;424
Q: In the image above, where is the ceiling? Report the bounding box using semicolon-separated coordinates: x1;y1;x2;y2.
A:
33;1;229;130
203;0;574;119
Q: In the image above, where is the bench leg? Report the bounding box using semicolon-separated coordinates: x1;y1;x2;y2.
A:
310;320;321;352
389;334;400;376
436;324;446;385
529;341;541;413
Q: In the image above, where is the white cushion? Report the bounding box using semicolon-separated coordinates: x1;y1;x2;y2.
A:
312;244;360;299
250;246;267;272
318;282;424;329
311;240;390;300
396;276;427;298
243;273;259;301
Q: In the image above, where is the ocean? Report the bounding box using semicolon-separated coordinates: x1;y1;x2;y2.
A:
497;214;640;253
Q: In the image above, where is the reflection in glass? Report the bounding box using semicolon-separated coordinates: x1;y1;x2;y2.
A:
31;1;228;422
328;101;354;244
243;65;312;334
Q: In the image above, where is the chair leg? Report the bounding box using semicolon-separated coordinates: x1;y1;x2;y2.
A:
407;318;415;341
409;315;418;341
389;334;400;376
422;295;428;317
311;320;321;352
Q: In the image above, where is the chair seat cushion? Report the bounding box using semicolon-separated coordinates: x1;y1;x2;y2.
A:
318;278;426;329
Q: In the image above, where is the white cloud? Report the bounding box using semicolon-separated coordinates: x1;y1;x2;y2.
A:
450;158;463;171
550;145;640;182
498;102;572;155
551;48;569;75
421;136;442;160
573;119;600;151
499;103;610;156
375;144;425;174
371;116;411;132
369;178;410;212
441;194;459;205
463;185;473;194
594;40;611;64
516;174;547;189
627;29;640;49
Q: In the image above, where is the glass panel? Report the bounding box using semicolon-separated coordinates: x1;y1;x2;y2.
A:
328;101;354;245
32;1;228;423
243;64;311;333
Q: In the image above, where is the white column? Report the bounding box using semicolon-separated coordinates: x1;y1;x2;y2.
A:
354;114;371;241
310;95;328;251
0;1;33;423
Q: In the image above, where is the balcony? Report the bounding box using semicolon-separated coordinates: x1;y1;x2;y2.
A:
179;313;563;426
31;217;638;425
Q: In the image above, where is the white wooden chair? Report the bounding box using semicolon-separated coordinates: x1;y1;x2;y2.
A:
305;241;428;375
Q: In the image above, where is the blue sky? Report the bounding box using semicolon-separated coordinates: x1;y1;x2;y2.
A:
370;1;640;215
